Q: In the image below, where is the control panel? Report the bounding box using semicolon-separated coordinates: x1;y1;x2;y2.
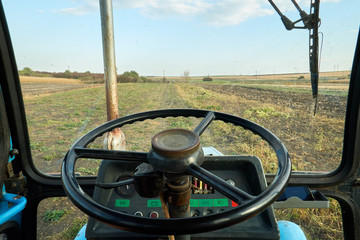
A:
86;154;279;239
107;176;235;219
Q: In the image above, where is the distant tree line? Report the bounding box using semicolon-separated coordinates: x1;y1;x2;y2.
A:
117;70;148;83
18;67;104;83
18;67;154;84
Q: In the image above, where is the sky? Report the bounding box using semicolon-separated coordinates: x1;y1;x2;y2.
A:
2;0;360;76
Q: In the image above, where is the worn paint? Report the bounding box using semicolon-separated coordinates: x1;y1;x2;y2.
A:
100;0;126;150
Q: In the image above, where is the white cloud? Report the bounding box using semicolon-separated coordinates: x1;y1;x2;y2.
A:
117;0;276;25
200;0;273;26
112;0;157;9
57;0;98;16
57;0;337;26
140;0;211;17
58;6;94;16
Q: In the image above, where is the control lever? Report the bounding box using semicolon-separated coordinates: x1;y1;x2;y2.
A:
95;178;134;189
95;163;164;199
133;163;164;198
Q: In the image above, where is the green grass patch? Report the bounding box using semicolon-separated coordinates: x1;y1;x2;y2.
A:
43;209;67;222
168;117;194;129
244;106;290;119
77;167;98;175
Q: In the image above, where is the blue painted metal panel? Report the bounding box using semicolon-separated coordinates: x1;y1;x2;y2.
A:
0;137;27;227
0;192;27;226
74;224;87;240
278;220;307;240
8;136;15;162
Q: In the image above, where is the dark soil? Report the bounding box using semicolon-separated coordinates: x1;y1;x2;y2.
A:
199;84;347;119
198;83;347;172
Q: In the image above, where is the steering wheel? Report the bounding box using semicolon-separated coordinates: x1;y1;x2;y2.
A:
61;109;291;235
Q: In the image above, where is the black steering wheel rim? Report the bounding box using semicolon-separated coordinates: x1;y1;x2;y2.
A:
61;109;291;235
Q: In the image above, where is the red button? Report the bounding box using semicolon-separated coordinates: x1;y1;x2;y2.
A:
149;211;159;218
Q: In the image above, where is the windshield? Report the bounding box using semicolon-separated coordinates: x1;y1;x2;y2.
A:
3;0;358;175
2;1;359;239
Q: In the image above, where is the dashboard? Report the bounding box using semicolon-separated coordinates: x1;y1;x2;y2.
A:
85;148;279;239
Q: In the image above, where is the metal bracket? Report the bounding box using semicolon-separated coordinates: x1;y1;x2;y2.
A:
4;171;27;196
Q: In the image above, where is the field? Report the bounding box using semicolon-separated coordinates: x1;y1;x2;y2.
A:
20;76;100;99
21;73;348;239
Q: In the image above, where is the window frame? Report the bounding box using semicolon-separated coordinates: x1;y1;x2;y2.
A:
0;1;359;238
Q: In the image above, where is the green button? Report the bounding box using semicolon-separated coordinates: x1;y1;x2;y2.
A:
147;199;161;207
190;199;199;207
214;199;229;207
199;199;214;207
115;199;130;207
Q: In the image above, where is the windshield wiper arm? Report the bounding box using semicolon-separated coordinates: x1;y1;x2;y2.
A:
268;0;321;115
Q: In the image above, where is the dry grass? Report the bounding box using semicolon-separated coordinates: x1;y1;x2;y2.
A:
20;76;83;84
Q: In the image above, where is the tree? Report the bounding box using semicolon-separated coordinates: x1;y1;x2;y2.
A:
183;70;190;81
141;76;148;83
20;67;33;76
117;70;140;83
64;70;72;78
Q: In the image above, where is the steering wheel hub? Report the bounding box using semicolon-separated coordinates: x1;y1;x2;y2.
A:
152;129;200;157
149;129;204;173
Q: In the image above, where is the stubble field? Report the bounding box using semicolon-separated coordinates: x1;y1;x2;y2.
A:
21;73;348;239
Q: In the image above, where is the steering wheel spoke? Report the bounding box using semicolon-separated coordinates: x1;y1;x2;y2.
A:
96;178;134;189
193;111;215;136
74;147;148;163
187;163;255;204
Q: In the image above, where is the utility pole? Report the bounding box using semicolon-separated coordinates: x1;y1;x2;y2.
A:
99;0;126;150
